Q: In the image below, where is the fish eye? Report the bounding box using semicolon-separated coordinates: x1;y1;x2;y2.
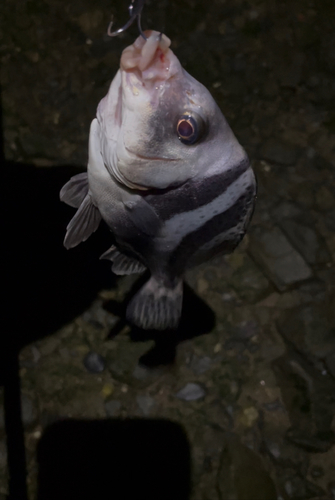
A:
176;112;205;145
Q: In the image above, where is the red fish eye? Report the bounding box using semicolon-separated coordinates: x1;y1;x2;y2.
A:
176;112;205;145
177;119;194;138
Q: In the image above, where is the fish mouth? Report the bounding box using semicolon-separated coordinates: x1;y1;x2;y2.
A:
120;31;181;88
125;146;181;162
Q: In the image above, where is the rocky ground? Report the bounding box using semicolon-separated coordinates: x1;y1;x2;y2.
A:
1;0;335;498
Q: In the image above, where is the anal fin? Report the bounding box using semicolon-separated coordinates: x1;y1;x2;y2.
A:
100;245;146;275
64;193;101;249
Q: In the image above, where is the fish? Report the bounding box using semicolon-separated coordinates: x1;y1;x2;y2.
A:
60;30;257;330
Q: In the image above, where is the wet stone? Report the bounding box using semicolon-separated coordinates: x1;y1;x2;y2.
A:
273;353;335;452
175;383;206;401
248;226;313;291
136;395;155;416
217;437;277;500
279;220;330;265
276;300;335;359
83;351;105;373
104;400;121;417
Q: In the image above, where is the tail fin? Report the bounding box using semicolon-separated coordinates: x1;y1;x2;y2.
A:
126;276;183;330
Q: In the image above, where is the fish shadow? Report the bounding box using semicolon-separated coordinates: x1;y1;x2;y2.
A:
103;276;216;367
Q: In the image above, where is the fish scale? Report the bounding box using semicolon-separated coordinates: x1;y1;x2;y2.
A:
60;30;256;330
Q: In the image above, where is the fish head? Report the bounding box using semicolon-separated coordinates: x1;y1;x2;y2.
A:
97;30;245;190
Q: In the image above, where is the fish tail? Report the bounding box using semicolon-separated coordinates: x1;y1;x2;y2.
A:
126;275;183;330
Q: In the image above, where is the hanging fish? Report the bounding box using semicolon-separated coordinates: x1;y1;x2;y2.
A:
60;3;256;330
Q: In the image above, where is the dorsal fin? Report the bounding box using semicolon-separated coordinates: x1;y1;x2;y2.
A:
63;193;101;249
60;172;89;208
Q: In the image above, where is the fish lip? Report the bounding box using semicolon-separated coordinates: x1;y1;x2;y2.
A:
125;146;181;162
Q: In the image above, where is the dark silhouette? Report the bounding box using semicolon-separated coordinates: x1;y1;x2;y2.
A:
37;419;191;500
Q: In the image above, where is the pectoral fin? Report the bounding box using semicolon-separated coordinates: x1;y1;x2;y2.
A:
123;198;162;237
60;172;89;208
64;193;101;249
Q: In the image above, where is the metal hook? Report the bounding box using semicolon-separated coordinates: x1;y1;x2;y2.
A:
107;0;147;40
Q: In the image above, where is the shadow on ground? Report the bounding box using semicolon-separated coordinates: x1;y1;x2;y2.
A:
1;158;215;498
1;159;116;499
36;418;191;500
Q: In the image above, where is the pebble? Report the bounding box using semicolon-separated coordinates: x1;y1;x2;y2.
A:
175;383;206;401
213;343;222;353
191;356;212;375
104;400;121;417
101;384;114;398
241;406;259;427
136;395;156;416
31;346;41;363
266;441;281;459
83;352;105;373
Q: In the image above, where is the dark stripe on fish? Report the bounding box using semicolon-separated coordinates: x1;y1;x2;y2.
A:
143;156;250;220
168;186;255;275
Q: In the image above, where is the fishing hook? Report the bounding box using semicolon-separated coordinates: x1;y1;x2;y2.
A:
107;0;147;40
